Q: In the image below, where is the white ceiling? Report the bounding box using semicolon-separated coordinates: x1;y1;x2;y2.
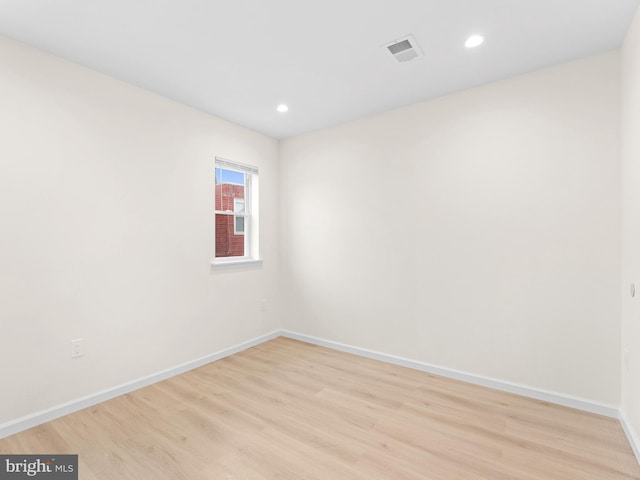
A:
0;0;638;138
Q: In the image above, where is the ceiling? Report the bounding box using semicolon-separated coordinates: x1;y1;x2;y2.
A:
0;0;638;139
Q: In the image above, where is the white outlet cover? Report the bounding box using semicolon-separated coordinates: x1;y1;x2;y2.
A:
624;349;630;372
71;338;84;358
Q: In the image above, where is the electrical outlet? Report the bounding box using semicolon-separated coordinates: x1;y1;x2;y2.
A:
71;338;84;359
260;299;267;312
624;349;630;372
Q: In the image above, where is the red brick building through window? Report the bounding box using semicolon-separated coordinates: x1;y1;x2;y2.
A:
215;183;245;257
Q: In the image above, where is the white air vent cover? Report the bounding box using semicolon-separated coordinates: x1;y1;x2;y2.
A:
385;35;423;63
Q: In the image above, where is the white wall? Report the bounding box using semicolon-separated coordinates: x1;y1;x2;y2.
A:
0;29;627;428
280;52;621;405
0;36;280;425
622;5;640;446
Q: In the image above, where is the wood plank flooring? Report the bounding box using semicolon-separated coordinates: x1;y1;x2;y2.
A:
0;337;638;479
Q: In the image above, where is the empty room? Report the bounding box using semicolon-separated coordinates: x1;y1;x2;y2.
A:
2;0;640;478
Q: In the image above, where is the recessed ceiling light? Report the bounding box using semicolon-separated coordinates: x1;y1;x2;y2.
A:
276;104;289;113
465;35;485;49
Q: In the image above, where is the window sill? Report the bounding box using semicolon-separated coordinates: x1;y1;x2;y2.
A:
210;258;263;270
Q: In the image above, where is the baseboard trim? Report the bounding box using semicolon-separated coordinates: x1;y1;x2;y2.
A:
0;330;280;440
280;330;619;418
620;410;640;464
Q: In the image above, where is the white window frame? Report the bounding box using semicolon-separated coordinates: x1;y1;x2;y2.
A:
212;157;261;268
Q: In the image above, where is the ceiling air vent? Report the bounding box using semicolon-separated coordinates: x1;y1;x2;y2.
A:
385;35;423;63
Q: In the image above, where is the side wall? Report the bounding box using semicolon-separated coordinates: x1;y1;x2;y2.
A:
280;52;621;405
622;4;640;453
0;36;280;424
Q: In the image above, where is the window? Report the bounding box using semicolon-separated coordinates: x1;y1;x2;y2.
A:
214;158;259;265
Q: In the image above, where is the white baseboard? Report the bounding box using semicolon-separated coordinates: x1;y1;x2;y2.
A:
280;330;619;418
0;330;280;440
620;410;640;464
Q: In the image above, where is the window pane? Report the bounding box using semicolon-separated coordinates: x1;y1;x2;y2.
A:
215;166;246;258
215;168;245;212
215;213;244;257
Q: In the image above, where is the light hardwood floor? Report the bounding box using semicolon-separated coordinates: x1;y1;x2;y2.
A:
1;337;638;479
